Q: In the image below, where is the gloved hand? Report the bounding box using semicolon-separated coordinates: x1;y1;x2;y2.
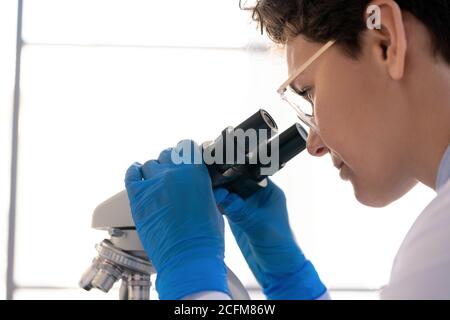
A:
214;180;326;300
125;140;229;300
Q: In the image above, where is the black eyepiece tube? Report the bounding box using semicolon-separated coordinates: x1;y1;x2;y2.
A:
225;109;278;164
248;123;307;181
206;109;307;199
277;123;308;169
235;109;278;136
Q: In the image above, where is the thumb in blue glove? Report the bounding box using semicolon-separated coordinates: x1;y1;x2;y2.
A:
125;140;229;300
214;180;326;300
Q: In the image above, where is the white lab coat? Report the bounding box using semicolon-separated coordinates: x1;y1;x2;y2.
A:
184;145;450;300
380;145;450;299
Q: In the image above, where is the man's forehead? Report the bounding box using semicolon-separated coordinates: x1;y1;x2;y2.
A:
286;36;323;74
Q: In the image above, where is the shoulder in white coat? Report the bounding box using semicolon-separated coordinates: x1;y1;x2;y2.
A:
381;179;450;299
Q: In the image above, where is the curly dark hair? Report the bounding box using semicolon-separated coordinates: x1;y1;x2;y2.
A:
240;0;450;63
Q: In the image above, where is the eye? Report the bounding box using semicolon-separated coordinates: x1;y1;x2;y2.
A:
299;86;315;106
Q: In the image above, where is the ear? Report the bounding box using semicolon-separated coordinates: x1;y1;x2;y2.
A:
365;0;407;80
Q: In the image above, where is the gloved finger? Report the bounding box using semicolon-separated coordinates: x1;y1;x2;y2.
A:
173;140;203;165
213;188;247;221
157;148;174;164
141;159;161;179
214;188;230;214
125;162;143;187
213;188;229;205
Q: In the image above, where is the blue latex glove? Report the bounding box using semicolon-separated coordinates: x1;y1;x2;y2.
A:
125;140;229;300
214;180;326;300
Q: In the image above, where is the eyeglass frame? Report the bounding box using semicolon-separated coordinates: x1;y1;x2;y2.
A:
277;40;336;133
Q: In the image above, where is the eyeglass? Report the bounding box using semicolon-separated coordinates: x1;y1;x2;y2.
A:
277;40;335;133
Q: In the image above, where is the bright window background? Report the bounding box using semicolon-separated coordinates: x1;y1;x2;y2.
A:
3;0;435;300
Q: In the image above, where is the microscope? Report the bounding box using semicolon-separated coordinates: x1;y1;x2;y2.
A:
79;109;308;300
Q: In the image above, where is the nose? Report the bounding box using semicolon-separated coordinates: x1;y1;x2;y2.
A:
307;130;329;157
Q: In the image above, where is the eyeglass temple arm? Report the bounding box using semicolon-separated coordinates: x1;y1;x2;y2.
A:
277;40;335;95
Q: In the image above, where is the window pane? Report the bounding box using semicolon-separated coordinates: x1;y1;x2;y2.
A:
0;0;18;300
22;0;267;48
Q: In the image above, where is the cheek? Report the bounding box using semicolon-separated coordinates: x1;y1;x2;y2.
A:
313;56;414;205
313;75;363;161
314;53;393;162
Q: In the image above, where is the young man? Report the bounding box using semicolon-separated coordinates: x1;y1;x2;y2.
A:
125;0;450;299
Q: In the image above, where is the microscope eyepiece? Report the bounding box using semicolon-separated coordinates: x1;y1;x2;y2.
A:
235;109;278;134
274;123;308;170
206;109;308;199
